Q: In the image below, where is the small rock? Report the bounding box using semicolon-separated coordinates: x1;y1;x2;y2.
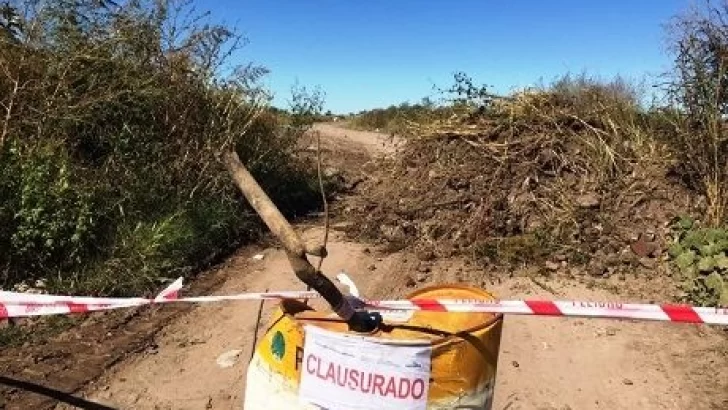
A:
638;258;657;269
417;263;432;273
416;249;436;262
630;234;659;258
604;253;621;267
544;261;560;271
216;350;243;369
380;224;406;242
368;264;376;271
415;272;429;283
363;247;371;254
622;378;634;386
405;276;417;288
575;193;600;208
252;254;265;261
588;261;606;276
606;328;617;336
620;250;636;265
554;253;567;262
512;360;520;368
323;167;341;178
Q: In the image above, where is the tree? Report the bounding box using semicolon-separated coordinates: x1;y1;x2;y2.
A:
667;0;728;225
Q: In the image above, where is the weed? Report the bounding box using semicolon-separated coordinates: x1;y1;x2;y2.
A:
668;216;728;305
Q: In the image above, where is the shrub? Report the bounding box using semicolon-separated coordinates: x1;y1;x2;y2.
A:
0;0;324;295
668;216;728;305
665;1;728;226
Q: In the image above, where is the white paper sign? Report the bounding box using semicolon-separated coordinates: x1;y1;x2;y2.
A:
299;326;432;410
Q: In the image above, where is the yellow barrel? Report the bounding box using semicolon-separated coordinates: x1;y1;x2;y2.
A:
244;285;503;409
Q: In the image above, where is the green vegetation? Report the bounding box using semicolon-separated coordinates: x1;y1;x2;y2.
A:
669;217;728;305
348;98;455;135
0;0;325;296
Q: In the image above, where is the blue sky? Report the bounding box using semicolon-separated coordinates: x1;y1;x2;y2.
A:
207;1;690;113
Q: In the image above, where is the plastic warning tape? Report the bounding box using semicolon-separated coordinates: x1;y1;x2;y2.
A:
0;278;319;319
362;299;728;325
1;279;727;326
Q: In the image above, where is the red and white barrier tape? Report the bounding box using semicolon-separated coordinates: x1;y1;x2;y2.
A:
363;299;728;325
1;278;727;326
0;278;318;319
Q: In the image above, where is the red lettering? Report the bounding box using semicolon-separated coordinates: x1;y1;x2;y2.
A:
576;301;623;309
316;357;326;380
325;362;336;383
360;373;373;393
304;360;426;401
348;370;360;390
384;377;397;398
372;374;385;396
24;304;40;313
306;354;317;375
398;378;411;399
411;378;425;399
336;367;348;387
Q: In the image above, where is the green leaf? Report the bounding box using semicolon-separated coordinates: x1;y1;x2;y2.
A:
704;272;724;292
720;287;728;307
675;250;696;270
699;242;720;257
668;243;684;258
705;228;728;242
677;216;694;231
681;231;704;250
714;253;728;270
718;239;728;252
698;256;716;272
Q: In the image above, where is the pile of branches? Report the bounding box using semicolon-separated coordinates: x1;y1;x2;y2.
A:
346;76;695;272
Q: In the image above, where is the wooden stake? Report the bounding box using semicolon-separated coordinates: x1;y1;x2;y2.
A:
223;151;358;323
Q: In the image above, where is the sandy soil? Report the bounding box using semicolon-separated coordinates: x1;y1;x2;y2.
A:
68;226;728;410
15;123;728;409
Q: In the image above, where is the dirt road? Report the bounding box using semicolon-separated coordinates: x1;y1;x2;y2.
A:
60;124;726;409
311;122;402;155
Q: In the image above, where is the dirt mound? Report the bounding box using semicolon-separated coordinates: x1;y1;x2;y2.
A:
344;92;700;282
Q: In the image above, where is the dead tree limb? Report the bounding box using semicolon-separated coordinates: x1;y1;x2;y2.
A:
223;151;376;331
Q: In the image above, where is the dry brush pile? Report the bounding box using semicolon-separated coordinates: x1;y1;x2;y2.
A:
345;75;703;297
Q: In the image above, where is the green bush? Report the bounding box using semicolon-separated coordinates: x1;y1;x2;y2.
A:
349;98;452;134
0;0;324;296
669;216;728;305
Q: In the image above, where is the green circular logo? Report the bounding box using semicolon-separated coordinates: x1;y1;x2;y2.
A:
271;330;285;361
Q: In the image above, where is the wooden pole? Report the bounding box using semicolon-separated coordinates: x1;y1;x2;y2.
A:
223;151;371;328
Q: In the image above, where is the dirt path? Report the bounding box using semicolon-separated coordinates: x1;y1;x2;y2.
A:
312;122;402;155
59;124;727;409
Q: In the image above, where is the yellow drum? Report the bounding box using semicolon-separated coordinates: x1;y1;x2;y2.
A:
244;285;503;409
